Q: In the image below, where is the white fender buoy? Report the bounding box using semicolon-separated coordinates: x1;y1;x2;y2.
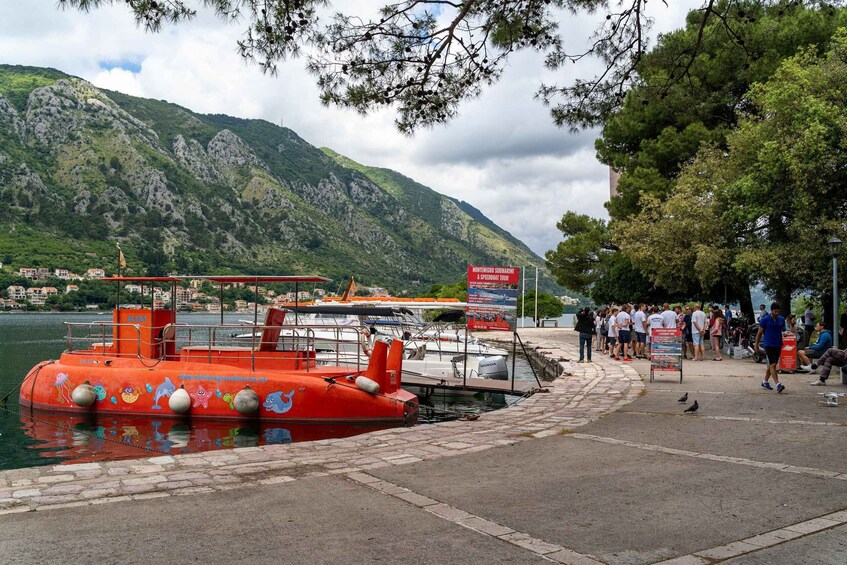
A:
355;376;380;395
169;386;191;414
71;381;96;408
233;386;260;415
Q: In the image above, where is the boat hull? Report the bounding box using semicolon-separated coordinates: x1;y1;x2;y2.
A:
19;353;417;423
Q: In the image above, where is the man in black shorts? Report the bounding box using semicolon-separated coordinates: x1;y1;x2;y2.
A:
754;302;786;393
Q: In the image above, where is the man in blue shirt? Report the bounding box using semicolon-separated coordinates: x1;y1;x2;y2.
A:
754;302;786;393
797;322;832;372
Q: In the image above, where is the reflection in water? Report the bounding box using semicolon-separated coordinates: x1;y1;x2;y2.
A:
417;391;513;423
19;411;402;463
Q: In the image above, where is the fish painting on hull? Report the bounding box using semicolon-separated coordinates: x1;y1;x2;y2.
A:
263;390;295;415
151;377;176;410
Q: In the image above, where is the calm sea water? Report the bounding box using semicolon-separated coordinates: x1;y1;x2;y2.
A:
0;313;534;470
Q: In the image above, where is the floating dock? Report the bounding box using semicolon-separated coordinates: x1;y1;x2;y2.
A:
401;373;535;395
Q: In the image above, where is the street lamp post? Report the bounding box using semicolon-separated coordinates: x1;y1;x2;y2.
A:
534;266;539;327
521;267;526;329
828;237;842;346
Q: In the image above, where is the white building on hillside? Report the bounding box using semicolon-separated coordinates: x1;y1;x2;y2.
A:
7;286;26;300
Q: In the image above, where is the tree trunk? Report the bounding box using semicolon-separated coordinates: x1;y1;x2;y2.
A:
775;281;793;317
736;283;754;320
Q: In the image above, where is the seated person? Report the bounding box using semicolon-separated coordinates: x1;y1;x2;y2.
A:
797;322;832;371
809;345;847;386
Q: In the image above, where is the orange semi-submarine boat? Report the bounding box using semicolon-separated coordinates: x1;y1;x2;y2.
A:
19;276;418;423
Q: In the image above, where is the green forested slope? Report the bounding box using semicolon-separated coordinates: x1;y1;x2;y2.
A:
0;64;553;292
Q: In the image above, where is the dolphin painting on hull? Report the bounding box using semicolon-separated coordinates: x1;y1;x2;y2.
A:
151;377;176;410
263;390;295;414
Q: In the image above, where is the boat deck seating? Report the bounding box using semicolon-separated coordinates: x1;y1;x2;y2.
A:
178;345;316;371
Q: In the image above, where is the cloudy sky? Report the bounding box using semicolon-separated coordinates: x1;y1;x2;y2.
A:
0;0;698;256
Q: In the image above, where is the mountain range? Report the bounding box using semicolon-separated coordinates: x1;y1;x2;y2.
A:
0;64;553;293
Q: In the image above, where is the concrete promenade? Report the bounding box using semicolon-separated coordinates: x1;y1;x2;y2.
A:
1;329;845;564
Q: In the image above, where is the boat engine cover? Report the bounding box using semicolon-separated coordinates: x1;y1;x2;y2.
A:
477;356;508;380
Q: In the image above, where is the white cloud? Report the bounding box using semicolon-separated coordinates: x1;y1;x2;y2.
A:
0;0;699;256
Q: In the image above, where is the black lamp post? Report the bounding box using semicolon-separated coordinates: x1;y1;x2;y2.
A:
828;237;842;344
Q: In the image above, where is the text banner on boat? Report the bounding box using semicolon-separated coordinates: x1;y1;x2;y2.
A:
466;266;519;331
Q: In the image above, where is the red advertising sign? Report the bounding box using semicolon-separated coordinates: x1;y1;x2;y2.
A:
466;266;518;331
779;332;797;372
467;266;520;287
650;328;683;382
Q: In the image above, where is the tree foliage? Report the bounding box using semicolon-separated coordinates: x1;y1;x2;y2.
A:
544;212;615;294
598;2;847;220
58;0;844;133
617;31;847;312
516;289;563;323
546;2;847;313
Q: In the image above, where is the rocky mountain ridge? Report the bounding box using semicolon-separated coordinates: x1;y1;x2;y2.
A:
0;64;550;291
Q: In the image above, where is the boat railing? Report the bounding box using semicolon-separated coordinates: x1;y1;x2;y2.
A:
281;323;376;372
163;322;369;372
63;320;373;373
64;321;143;359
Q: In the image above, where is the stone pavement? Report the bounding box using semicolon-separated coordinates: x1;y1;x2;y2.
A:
1;328;845;564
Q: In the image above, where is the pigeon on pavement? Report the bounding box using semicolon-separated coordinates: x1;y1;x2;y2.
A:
684;400;699;414
677;392;688;403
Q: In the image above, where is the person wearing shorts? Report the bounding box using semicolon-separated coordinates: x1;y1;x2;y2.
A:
606;308;618;358
616;305;633;361
632;304;647;358
690;303;708;361
755;302;786;393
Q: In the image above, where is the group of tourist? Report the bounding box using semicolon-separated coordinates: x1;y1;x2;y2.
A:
574;300;847;394
574;302;729;363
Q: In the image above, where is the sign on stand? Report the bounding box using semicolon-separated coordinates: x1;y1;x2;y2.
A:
779;332;797;372
650;328;683;383
466;266;519;331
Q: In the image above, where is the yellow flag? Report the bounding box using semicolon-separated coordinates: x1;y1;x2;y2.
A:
118;249;126;268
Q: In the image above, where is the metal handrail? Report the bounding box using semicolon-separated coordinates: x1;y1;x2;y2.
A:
156;322;360;370
64;321;143;359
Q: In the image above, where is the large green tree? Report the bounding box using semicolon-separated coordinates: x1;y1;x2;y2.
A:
544;212;615;294
612;150;753;312
616;32;847;313
550;2;847;313
599;2;847;220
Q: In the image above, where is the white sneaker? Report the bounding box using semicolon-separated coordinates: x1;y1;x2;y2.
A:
799;364;812;372
810;380;826;386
